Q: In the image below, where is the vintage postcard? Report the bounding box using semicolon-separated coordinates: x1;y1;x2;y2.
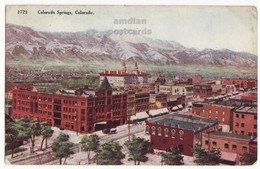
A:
4;5;257;166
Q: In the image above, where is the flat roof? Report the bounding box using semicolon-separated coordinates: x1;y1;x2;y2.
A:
236;106;257;114
209;131;252;140
148;114;218;133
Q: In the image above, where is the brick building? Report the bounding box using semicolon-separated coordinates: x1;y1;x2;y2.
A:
233;106;257;137
5;82;34;99
192;102;235;132
221;78;257;90
202;131;255;164
193;85;213;99
12;77;128;133
145;114;219;156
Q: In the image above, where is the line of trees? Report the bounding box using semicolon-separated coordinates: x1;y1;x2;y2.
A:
5;117;54;158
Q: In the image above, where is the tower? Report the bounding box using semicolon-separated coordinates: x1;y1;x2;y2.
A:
134;62;139;73
122;62;127;72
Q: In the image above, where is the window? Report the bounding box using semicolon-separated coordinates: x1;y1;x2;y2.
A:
205;140;209;145
145;125;149;134
209;110;211;114
151;126;156;135
179;130;184;140
241;131;244;135
254;115;257;120
224;143;229;149
171;129;176;138
232;145;237;150
222;112;225;115
222;118;225;122
216;111;218;114
235;123;239;127
236;114;239;118
241;123;245;127
241;114;245;118
164;128;169;137
254;124;257;129
242;146;247;152
158;127;162;136
212;141;217;146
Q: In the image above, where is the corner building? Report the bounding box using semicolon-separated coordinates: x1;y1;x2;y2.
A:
12;77;127;133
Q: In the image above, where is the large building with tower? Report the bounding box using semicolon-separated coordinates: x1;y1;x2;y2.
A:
11;77;128;133
99;62;149;88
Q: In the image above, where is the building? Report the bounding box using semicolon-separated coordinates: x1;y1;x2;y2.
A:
202;131;255;164
5;82;34;99
221;78;257;91
99;62;148;88
233;106;257;137
135;92;150;113
159;85;172;95
159;84;193;107
193;85;213;99
12;77;128;133
192;102;235;132
145;114;219;156
149;93;167;110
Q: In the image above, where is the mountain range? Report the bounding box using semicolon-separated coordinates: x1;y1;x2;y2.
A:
6;24;257;69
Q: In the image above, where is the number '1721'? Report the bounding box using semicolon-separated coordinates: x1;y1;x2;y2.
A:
18;10;27;14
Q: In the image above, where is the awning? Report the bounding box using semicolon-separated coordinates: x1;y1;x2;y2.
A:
220;151;237;162
94;121;107;126
149;109;161;117
177;104;183;109
149;108;169;117
161;108;169;114
130;115;137;121
172;106;179;111
135;111;149;120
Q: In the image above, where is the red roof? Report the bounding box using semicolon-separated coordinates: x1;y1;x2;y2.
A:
100;70;148;76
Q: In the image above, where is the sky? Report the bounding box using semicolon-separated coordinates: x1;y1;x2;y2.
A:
6;5;258;54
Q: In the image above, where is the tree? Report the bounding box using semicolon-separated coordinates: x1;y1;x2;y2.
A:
28;119;42;153
124;135;152;165
80;134;100;164
240;151;257;165
161;146;184;165
40;122;54;150
16;117;41;153
52;133;74;165
94;141;125;165
193;144;221;165
5;121;23;158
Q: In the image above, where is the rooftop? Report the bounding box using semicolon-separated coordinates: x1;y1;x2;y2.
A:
100;70;148;76
236;106;257;114
148;114;218;133
97;76;112;90
209;131;252;140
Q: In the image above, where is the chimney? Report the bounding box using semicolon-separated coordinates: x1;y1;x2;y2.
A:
76;91;81;97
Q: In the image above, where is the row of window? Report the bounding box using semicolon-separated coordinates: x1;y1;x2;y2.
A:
146;126;184;139
203;110;226;115
205;140;247;151
63;100;77;105
235;114;257;119
63;107;77;113
38;110;52;116
63;114;76;120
